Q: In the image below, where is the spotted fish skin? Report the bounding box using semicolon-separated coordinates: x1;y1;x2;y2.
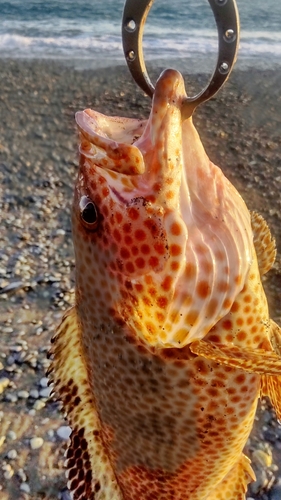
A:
49;69;281;500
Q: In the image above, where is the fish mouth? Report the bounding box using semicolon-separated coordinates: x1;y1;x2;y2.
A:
75;69;253;348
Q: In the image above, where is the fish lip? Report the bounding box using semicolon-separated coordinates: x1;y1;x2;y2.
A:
75;109;146;175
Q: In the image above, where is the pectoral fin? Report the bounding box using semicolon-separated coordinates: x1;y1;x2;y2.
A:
190;339;281;375
251;211;276;275
206;454;255;500
48;307;123;500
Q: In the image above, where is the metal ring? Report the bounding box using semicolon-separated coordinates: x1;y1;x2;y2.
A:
122;0;240;118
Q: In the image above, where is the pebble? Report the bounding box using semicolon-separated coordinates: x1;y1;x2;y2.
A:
39;386;52;398
33;399;46;411
30;437;44;450
29;389;39;399
17;390;30;399
56;425;71;441
20;482;31;494
5;392;18;403
0;377;10;394
6;430;17;441
2;463;14;479
7;449;17;459
18;468;27;482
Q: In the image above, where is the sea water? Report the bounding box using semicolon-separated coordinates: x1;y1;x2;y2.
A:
0;0;280;71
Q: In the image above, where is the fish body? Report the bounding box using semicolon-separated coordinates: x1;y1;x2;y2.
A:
49;69;281;500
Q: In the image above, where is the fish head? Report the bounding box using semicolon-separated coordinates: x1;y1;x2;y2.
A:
73;69;253;349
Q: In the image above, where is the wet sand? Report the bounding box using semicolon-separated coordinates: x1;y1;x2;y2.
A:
0;58;280;499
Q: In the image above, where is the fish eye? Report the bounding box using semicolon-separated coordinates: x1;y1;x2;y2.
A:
79;195;98;229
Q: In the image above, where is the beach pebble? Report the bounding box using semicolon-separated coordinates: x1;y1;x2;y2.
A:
7;449;17;459
0;436;6;448
18;468;27;482
40;377;49;388
6;430;17;441
5;392;18;403
33;399;46;411
39;386;52;398
29;389;39;399
20;482;31;494
0;377;10;394
18;390;29;399
30;437;44;450
57;426;71;441
3;463;14;479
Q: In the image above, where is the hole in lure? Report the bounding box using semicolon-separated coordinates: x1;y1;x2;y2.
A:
79;195;99;229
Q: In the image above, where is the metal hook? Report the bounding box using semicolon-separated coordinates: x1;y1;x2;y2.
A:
122;0;240;119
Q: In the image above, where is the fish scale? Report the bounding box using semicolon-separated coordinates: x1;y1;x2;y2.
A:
48;69;281;499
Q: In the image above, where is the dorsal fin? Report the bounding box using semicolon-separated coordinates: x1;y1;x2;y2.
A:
251;211;276;275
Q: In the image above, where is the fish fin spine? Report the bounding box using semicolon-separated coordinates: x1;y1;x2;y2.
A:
190;339;281;375
251;211;276;275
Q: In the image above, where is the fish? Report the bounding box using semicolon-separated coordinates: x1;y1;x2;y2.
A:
48;68;281;500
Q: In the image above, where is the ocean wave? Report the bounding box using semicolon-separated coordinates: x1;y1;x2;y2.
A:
0;31;280;64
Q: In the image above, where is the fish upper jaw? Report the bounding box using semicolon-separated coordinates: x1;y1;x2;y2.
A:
74;69;253;349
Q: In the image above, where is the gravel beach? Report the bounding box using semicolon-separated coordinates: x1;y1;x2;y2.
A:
0;58;280;500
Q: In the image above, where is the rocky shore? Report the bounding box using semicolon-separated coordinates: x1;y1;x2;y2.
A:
0;58;280;499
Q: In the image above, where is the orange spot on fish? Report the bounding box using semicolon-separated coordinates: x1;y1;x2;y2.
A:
170;244;181;257
244;294;252;303
123;223;131;233
120;248;130;259
217;281;228;293
113;229;122;242
131;246;139;256
125;262;135;273
186;310;198;325
161;275;173;292
206;298;218;316
156;296;168;309
135;229;146;241
196;281;210;299
154;242;166;255
231;301;239;313
208;334;221;343
135;257;145;269
128;207;139;220
223;298;232;309
102;187;109;197
237;331;247;341
170;222;182;236
235;275;242;285
148;256;159;268
143;219;158;237
116;212;123;224
236;318;244;327
141;244;150;255
171;261;180;271
124;235;133;245
222;319;232;330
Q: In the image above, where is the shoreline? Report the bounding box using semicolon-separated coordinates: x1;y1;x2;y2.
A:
0;57;280;499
